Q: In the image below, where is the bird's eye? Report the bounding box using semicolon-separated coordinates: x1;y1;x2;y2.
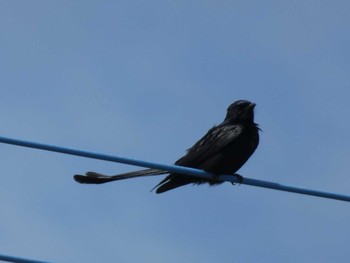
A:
239;103;250;110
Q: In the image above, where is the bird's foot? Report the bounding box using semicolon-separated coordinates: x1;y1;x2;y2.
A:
231;173;244;185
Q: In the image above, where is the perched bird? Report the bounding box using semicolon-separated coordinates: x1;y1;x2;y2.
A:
74;100;260;193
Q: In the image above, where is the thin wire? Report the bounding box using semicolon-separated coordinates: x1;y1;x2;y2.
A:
0;135;349;202
0;253;51;263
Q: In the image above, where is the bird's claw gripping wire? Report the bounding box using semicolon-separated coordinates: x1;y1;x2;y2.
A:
231;173;244;185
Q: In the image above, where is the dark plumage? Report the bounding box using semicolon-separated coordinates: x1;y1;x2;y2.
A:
74;100;260;193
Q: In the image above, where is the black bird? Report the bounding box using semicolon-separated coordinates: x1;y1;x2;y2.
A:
74;100;260;193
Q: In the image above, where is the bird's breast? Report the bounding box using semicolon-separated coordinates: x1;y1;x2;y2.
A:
203;126;259;175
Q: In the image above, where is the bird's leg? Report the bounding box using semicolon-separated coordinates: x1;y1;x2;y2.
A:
231;173;244;185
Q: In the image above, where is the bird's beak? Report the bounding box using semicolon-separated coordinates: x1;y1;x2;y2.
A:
246;103;256;110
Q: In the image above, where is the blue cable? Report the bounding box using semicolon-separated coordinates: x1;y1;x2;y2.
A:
0;253;51;263
0;135;349;202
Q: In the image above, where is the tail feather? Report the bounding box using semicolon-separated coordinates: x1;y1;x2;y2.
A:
153;175;194;194
74;168;167;184
74;168;208;194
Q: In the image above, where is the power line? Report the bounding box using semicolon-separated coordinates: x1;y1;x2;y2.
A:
0;135;349;202
0;253;51;263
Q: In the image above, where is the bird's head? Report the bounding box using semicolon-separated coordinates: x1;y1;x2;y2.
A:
225;100;256;123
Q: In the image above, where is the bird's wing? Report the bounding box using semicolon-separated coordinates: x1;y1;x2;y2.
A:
175;124;242;167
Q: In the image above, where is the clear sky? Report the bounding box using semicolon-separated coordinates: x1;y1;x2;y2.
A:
1;1;350;262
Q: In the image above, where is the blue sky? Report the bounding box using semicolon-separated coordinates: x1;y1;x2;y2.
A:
1;1;350;262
